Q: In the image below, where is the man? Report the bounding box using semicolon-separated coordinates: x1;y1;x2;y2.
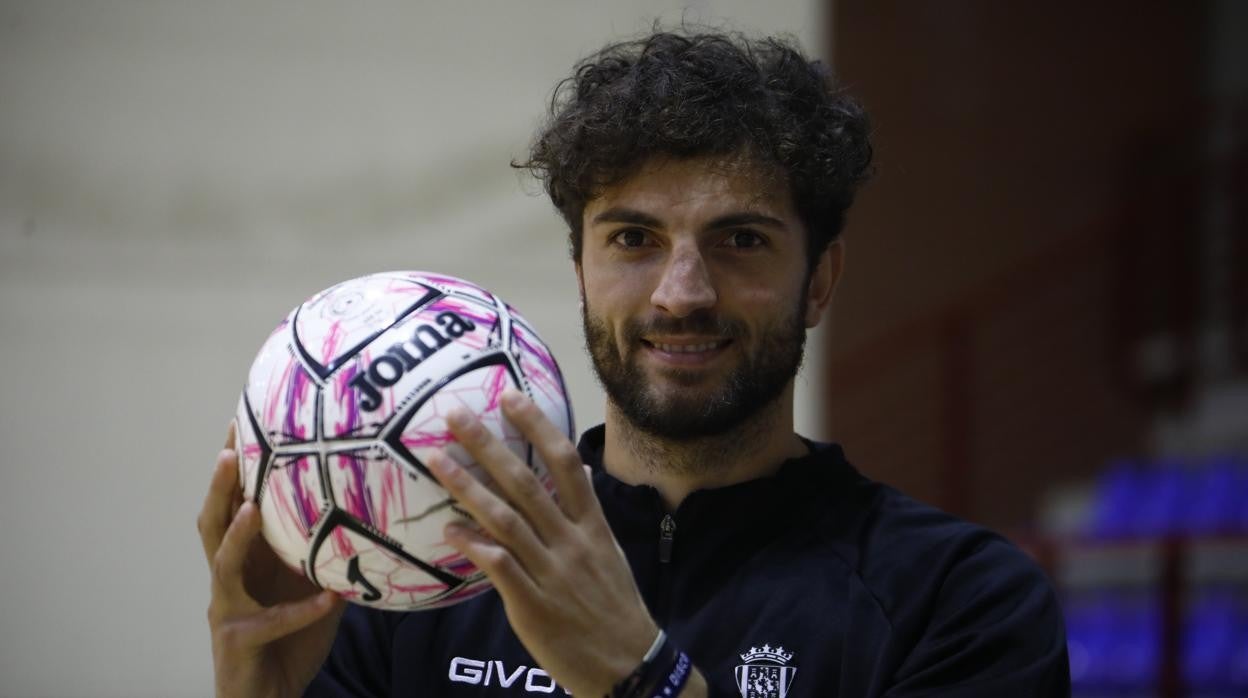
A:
199;31;1070;697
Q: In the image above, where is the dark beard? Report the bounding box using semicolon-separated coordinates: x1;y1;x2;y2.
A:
581;300;807;440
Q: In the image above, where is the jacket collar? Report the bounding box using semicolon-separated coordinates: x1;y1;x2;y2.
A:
575;423;850;518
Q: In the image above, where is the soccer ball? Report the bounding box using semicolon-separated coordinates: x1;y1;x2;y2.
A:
233;271;573;610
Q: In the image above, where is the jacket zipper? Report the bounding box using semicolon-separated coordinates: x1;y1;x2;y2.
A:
659;513;676;564
655;510;676;624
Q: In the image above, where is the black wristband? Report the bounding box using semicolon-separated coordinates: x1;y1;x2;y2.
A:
611;630;676;698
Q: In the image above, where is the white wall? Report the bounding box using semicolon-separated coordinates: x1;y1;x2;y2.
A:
0;2;823;695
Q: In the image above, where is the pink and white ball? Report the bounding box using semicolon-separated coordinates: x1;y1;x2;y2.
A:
233;271;573;610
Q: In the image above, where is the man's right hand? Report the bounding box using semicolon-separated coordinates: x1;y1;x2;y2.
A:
198;422;346;698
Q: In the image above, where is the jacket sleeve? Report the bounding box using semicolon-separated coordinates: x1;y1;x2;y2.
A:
883;538;1071;697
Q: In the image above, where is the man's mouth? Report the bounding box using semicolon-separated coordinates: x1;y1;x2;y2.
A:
640;338;732;354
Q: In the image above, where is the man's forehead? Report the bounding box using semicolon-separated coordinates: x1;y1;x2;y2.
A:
586;153;793;220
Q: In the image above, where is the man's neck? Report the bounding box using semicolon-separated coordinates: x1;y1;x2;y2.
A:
599;385;809;510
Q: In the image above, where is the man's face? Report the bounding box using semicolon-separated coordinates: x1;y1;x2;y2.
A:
577;155;834;439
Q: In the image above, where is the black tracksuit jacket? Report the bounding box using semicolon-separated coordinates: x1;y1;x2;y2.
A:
309;425;1070;697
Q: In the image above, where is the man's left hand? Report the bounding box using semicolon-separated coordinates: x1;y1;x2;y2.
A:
426;388;665;697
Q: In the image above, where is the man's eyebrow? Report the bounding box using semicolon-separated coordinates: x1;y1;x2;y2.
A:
590;208;787;231
705;212;787;230
590;207;665;229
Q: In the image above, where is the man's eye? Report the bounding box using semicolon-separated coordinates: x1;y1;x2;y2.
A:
727;231;765;248
614;229;648;248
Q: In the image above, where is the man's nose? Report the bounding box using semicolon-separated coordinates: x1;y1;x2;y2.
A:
650;245;717;317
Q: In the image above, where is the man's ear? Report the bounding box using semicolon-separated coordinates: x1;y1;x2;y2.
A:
574;261;585;305
804;241;844;329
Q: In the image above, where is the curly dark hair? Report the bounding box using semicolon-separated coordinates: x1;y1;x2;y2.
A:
516;30;873;268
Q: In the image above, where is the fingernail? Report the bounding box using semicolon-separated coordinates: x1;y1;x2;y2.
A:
446;408;471;428
426;450;454;475
501;388;524;409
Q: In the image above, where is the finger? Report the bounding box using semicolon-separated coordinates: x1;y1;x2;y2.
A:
198;447;242;563
444;521;539;605
427;449;548;577
225;420;244;509
445;407;567;539
500;389;598;521
212;500;263;601
241;590;344;646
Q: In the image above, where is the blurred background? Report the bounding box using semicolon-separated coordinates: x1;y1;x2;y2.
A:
827;3;1248;696
0;1;1244;696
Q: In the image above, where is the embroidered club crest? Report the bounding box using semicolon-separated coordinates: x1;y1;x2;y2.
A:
734;644;796;698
